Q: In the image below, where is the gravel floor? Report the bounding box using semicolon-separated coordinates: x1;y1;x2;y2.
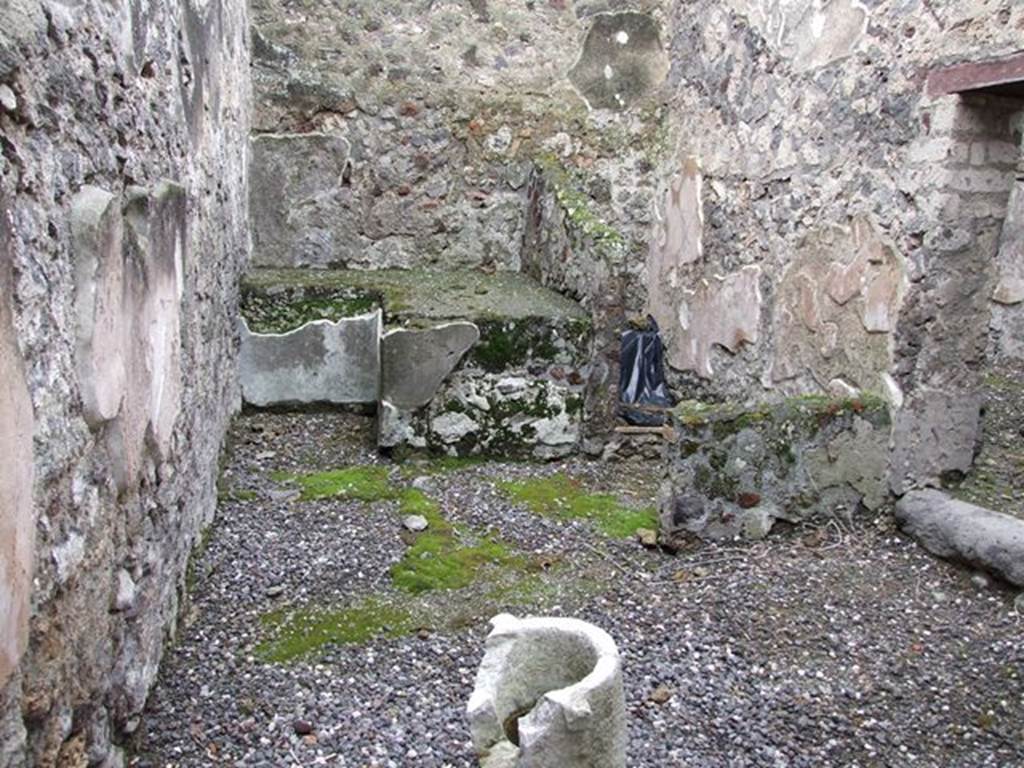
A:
135;411;1024;768
957;367;1024;521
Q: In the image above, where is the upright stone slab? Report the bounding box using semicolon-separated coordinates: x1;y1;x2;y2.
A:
109;183;187;488
468;614;627;768
0;200;35;688
71;186;127;427
240;311;382;407
381;322;480;408
889;387;982;495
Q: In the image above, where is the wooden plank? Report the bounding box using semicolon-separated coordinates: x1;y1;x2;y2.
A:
927;51;1024;98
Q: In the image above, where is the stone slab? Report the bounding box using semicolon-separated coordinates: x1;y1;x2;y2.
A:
381;322;479;409
0;196;34;689
71;186;127;427
895;489;1024;587
890;387;981;496
568;11;670;111
240;310;381;407
243;268;589;325
109;182;187;489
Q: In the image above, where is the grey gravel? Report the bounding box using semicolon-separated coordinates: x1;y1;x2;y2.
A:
136;411;1024;767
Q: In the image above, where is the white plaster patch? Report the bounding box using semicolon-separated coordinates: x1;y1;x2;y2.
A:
53;531;86;585
615;30;629;44
603;64;614;80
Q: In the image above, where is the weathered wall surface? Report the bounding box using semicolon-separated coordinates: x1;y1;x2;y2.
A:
0;0;249;764
647;0;1023;491
249;0;673;272
250;0;679;445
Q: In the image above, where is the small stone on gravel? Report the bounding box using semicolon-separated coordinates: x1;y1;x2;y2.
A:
411;475;438;493
635;528;658;548
649;685;673;705
403;515;429;532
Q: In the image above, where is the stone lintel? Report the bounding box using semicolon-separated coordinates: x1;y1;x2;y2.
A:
927;51;1024;99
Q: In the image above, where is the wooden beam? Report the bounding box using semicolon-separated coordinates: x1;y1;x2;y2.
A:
927;50;1024;98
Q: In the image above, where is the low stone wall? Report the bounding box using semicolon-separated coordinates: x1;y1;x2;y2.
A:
380;318;591;460
660;396;890;542
0;0;250;764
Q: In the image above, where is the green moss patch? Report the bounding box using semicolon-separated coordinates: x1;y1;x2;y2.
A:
534;154;625;249
391;490;522;594
243;268;587;326
498;474;658;538
672;393;890;434
278;466;396;502
255;597;416;662
217;484;258;503
391;530;520;594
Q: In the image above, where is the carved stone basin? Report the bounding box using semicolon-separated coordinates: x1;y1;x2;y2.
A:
467;614;626;768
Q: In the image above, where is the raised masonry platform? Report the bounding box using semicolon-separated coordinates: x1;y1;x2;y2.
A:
659;396;891;542
240;269;592;458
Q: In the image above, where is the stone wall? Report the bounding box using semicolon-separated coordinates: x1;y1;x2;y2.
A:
646;0;1023;493
249;0;673;273
0;0;249;764
250;0;1022;476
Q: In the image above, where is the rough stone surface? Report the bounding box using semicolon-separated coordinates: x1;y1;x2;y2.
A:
250;0;668;273
659;265;763;379
661;397;890;542
0;202;34;691
726;0;868;72
250;132;353;267
240;311;381;407
381;323;480;409
889;387;983;496
384;314;592;459
772;216;905;392
468;613;627;768
990;174;1024;364
0;0;251;762
895;489;1024;587
70;187;127;428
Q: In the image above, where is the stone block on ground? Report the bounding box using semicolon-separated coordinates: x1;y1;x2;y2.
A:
396;373;587;460
895;489;1024;587
890;387;982;495
467;613;627;768
660;395;890;542
242;268;592;457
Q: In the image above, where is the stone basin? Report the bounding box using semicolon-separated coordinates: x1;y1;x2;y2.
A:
467;614;626;768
